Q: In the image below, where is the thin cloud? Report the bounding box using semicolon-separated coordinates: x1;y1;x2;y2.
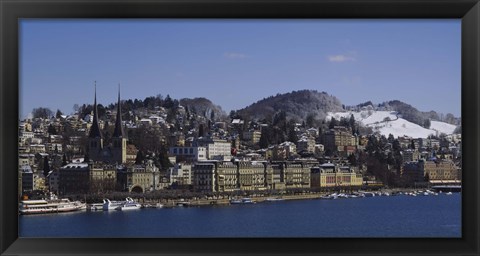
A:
224;52;248;59
328;54;356;63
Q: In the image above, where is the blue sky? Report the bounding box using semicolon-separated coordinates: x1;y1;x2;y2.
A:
20;19;461;119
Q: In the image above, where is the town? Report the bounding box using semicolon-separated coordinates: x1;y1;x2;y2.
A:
18;87;462;204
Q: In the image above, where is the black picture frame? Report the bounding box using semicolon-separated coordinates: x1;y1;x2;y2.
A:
1;0;479;255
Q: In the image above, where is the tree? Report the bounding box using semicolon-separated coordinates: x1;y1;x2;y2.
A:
328;117;338;129
135;151;145;164
423;119;431;129
43;156;50;178
306;113;316;128
32;107;53;119
62;154;68;166
47;124;57;135
55;109;63;119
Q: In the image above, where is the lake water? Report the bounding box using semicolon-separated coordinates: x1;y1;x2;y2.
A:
19;193;461;238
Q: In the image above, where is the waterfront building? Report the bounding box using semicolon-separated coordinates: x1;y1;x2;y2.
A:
265;163;285;190
89;163;117;193
424;160;461;184
402;161;425;185
117;160;159;193
216;161;238;192
192;161;216;192
310;163;363;189
284;162;310;189
59;162;90;194
20;165;34;194
237;161;267;191
168;163;193;186
47;170;60;194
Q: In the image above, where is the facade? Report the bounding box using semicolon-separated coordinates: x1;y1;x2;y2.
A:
195;137;232;160
423;160;461;182
402;149;420;163
168;163;193;186
402;161;425;185
216;161;238;192
192;162;216;192
323;126;357;153
297;136;316;153
284;162;310;189
117;161;159;193
169;146;207;162
237;161;266;191
20;165;34;194
59;163;90;194
265;163;285;190
310;163;363;188
89;163;117;193
243;130;262;144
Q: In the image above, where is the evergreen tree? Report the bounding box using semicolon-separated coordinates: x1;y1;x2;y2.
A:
62;154;67;166
43;156;50;178
47;124;57;135
135;151;144;164
55;109;63;119
328;117;338;129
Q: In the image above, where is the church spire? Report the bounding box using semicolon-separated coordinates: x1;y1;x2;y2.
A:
113;83;125;138
88;81;102;138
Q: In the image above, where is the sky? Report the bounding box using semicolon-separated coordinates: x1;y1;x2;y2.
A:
20;19;461;119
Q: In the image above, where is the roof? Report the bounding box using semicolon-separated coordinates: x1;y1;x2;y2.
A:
112;86;125;138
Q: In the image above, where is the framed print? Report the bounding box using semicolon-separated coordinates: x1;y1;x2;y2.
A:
1;0;479;255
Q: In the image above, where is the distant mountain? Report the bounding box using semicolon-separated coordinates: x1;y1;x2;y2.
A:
236;90;344;122
179;97;227;120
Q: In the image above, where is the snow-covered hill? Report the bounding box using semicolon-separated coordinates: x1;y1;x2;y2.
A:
326;110;457;138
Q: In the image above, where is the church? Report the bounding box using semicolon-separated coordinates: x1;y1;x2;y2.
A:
87;84;127;164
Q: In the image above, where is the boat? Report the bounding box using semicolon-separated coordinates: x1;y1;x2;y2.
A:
321;194;338;200
230;198;256;204
102;198;126;211
19;198;86;215
87;203;103;211
445;192;453;195
265;197;285;202
115;197;141;211
361;192;376;197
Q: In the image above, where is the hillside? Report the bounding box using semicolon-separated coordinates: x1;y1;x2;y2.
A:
327;110;457;138
179;97;227;120
236;90;343;122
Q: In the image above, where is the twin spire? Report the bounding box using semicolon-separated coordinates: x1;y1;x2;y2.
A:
88;82;125;139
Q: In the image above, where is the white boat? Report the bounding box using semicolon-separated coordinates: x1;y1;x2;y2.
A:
362;192;376;197
446;192;453;195
19;198;85;215
265;197;285;202
102;198;126;211
115;197;141;211
87;203;104;211
230;198;256;204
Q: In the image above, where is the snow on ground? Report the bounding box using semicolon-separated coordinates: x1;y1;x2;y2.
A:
326;110;458;138
430;121;457;135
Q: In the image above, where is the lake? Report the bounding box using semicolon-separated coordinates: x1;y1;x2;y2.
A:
19;193;461;238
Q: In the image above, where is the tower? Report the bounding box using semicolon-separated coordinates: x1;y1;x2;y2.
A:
88;82;103;162
111;84;127;164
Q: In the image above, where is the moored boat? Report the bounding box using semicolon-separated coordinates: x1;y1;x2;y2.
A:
230;198;256;204
115;197;141;211
19;198;85;215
